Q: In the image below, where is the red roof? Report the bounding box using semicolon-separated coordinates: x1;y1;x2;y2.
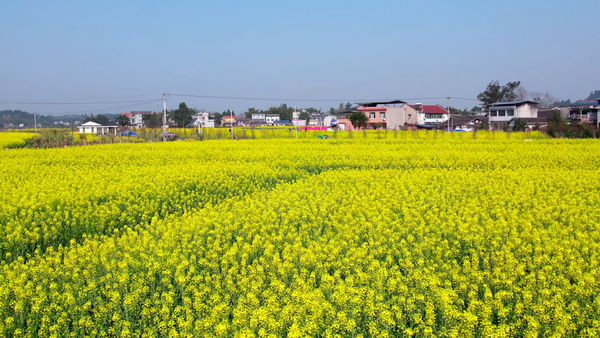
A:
409;104;448;114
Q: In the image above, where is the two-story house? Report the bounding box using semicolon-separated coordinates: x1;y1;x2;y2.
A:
120;111;152;128
337;100;417;130
408;104;449;125
251;113;266;124
192;111;215;128
265;114;280;124
488;100;539;130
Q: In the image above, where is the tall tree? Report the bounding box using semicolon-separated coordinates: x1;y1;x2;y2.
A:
245;107;260;118
169;102;194;127
298;111;311;121
115;114;130;127
349;112;368;129
142;113;164;128
213;112;223;126
514;86;530;101
530;91;558;108
477;80;521;108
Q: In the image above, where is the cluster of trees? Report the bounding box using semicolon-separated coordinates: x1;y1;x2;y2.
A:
477;81;600;109
243;104;319;121
0;110;108;128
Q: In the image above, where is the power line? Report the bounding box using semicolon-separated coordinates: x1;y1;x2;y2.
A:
0;99;162;105
171;93;389;102
171;93;480;103
34;99;162;115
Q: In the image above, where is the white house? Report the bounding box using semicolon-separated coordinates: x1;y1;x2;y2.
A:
120;111;152;128
78;121;119;135
488;100;539;130
192;112;215;128
251;113;266;123
292;119;306;127
408;104;449;125
265;114;280;124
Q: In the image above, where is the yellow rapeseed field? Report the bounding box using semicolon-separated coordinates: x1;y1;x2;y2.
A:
0;133;35;149
1;135;599;337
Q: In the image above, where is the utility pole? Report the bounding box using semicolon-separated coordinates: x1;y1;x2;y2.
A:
447;97;451;132
231;110;234;140
34;112;37;135
71;118;74;146
163;93;167;141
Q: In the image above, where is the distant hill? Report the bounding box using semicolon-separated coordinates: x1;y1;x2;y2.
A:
553;90;600;107
0;110;118;128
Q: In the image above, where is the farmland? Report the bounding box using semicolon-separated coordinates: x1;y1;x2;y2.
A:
1;134;600;337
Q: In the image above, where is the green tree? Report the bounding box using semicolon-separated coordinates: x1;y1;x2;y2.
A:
298;111;311;121
213;113;223;126
349;112;368;129
449;107;469;115
512;118;527;132
83;114;109;124
245;107;260;118
547;109;566;138
115;114;130;127
169;102;193;127
142;113;164;128
477;80;521;108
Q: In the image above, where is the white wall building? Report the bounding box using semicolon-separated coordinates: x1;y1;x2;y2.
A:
292;119;306;127
192;112;215;128
265;114;280;124
251;113;266;122
120;111;152;128
488;100;539;130
78;121;118;135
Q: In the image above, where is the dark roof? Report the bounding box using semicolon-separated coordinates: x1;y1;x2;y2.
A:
507;117;549;124
537;109;556;118
274;120;290;124
489;100;539;107
356;100;406;107
101;122;119;127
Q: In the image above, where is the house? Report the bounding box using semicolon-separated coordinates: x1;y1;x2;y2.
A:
120;111;152;128
336;100;416;131
251;113;266;123
447;115;488;132
488;100;539;130
265;114;280;124
78;121;119;135
222;115;237;126
308;118;319;126
191;112;215;128
292;119;306;127
563;99;600;126
408;104;449;125
236;117;252;127
273;120;290;126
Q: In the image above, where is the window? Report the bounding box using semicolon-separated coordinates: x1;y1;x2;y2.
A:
379;112;385;119
490;111;497;116
370;112;375;119
507;110;514;117
499;110;506;117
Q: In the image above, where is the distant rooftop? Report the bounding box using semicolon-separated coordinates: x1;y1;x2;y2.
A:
489;100;539;107
356;100;406;107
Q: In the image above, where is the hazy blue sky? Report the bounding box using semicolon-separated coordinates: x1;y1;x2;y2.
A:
1;0;598;115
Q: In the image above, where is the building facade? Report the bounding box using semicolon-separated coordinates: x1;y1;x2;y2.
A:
488;100;539;130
